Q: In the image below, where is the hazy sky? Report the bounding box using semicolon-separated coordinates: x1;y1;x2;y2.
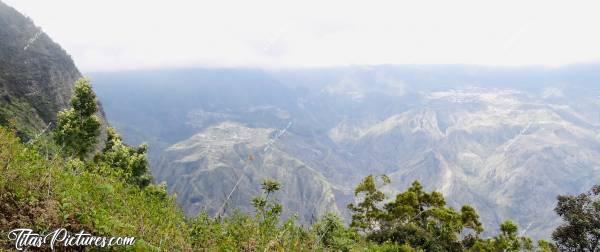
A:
5;0;600;72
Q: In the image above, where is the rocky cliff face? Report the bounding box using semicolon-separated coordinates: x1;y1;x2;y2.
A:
0;1;104;136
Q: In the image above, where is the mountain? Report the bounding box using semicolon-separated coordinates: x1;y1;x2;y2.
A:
92;65;600;239
329;88;600;238
155;122;340;221
0;1;105;137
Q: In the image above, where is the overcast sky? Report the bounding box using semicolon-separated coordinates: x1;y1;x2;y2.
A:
5;0;600;72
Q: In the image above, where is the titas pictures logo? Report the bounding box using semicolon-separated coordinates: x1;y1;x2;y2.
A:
7;228;135;251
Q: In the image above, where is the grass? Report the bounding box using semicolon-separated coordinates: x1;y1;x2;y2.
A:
0;126;370;251
0;127;190;250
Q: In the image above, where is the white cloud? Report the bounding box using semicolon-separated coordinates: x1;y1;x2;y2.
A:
6;0;600;72
542;87;565;99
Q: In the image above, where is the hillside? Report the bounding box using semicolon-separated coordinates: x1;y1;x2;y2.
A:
156;122;341;222
0;3;365;250
0;1;105;137
0;3;186;249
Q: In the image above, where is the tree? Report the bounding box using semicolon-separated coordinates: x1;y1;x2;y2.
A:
552;184;600;252
54;78;101;159
252;178;283;223
348;176;487;251
494;220;533;251
313;213;359;251
471;220;556;252
95;127;152;187
347;175;390;233
377;181;483;251
538;240;559;252
249;178;284;248
461;205;485;248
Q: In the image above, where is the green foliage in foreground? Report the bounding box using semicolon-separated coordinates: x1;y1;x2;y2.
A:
0;77;346;251
0;78;596;251
348;175;559;252
0;122;596;251
94;127;153;188
0;126;189;250
0;125;367;250
552;184;600;251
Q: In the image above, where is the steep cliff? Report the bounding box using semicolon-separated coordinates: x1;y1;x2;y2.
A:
0;1;105;137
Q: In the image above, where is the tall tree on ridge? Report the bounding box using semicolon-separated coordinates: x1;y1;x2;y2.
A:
54;78;101;159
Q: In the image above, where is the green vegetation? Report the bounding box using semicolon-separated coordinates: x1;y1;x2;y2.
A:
0;77;598;251
54;78;102;159
0;97;46;139
0;78;335;251
552;185;600;251
95;127;153;188
347;175;559;252
1;0;85;142
0;78;190;250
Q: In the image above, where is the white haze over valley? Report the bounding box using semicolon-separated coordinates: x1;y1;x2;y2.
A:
5;0;600;72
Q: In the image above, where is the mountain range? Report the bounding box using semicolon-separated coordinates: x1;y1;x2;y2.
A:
93;66;600;239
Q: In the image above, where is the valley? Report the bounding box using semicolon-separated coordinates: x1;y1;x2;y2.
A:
93;66;600;239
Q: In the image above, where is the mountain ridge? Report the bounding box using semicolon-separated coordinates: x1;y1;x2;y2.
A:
0;1;106;137
93;64;600;240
